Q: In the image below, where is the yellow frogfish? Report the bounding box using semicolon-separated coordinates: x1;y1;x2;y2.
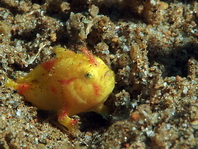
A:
7;47;115;131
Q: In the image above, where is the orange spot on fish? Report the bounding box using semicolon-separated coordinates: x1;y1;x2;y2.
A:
58;111;67;120
41;59;57;71
92;83;100;96
17;83;31;95
58;104;68;120
51;86;57;94
81;47;98;66
59;78;76;85
70;119;78;125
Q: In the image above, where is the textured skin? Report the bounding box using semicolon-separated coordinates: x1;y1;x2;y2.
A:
7;47;115;131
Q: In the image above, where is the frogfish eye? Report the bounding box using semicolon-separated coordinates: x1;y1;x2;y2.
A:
84;72;92;78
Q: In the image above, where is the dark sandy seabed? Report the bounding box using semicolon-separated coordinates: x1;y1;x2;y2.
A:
0;0;197;149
